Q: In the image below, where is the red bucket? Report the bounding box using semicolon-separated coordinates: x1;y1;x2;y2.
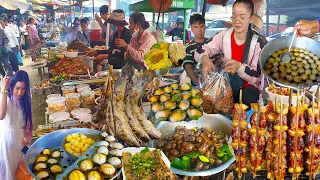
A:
90;30;102;42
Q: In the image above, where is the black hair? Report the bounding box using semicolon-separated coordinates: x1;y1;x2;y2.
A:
233;0;255;64
74;17;80;22
27;17;34;24
130;13;149;30
0;16;8;22
99;5;109;14
189;14;205;26
233;0;254;16
80;18;89;24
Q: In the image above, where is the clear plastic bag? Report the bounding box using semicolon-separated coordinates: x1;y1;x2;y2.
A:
200;70;234;115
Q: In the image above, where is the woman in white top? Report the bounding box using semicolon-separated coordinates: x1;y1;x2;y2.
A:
0;17;19;72
0;71;33;180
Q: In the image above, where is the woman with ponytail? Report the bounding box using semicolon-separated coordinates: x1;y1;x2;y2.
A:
0;70;32;179
195;0;267;106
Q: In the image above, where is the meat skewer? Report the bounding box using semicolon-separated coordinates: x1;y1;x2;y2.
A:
305;91;320;179
288;90;306;179
232;90;248;179
249;103;266;178
273;100;288;180
266;101;275;180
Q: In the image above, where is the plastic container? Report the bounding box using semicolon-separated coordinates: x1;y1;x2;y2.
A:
77;87;91;93
46;97;66;113
47;94;61;99
90;29;102;42
73;113;92;122
76;84;90;90
71;108;92;118
65;93;81;105
66;103;81;113
81;102;95;111
49;111;70;123
61;86;75;96
80;91;96;104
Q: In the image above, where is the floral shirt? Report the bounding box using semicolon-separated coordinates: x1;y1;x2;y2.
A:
125;30;157;69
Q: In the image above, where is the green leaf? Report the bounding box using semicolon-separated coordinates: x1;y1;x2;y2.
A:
181;156;190;169
217;150;226;157
186;150;200;158
190;116;201;120
170;157;184;169
199;155;209;163
141;147;150;154
192;127;197;131
171;94;182;103
221;156;229;163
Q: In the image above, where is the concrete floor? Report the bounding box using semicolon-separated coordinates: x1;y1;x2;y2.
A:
20;57;49;129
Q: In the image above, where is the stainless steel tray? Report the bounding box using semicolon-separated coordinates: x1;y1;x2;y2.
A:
57;142;122;180
148;113;234;176
259;36;320;89
26;128;100;178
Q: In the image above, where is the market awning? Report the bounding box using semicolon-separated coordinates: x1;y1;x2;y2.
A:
268;0;320;18
0;0;29;13
129;0;194;12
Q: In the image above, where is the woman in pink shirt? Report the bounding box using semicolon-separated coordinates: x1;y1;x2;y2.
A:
26;17;40;48
115;12;157;70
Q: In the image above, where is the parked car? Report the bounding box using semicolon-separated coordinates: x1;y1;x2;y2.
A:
205;20;228;38
266;33;282;42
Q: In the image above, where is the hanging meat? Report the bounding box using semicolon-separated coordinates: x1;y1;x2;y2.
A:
305;107;320;179
231;103;248;179
288;104;307;178
248;104;267;178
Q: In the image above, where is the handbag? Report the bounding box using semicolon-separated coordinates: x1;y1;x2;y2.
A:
16;161;33;180
17;51;23;64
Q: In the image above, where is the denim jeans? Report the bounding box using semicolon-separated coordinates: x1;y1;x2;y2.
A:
9;47;19;72
0;54;13;76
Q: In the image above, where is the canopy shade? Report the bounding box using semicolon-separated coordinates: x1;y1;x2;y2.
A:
0;0;29;13
129;0;194;12
268;0;320;18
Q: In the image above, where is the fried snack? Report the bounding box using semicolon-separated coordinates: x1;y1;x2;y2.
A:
50;57;89;75
123;149;176;180
67;39;90;52
232;103;248;179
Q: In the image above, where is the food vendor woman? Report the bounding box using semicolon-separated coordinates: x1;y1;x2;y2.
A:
87;9;132;70
114;12;157;70
195;0;267;106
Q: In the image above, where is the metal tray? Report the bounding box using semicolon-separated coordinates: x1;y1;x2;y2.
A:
26;128;100;178
148;113;235;176
259;36;320;89
57;142;122;180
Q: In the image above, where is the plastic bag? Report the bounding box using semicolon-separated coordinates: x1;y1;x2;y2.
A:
200;71;234;115
17;51;23;64
147;22;165;42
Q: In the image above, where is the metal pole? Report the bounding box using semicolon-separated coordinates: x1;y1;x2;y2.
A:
266;0;270;36
105;0;111;49
162;13;164;33
92;0;94;19
152;12;155;23
183;9;186;44
202;0;207;17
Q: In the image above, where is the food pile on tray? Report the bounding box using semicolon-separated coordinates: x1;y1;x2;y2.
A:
149;83;204;122
50;57;89;75
264;47;320;87
157;126;233;172
67;39;90;52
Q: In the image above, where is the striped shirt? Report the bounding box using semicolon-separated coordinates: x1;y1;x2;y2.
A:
183;38;210;67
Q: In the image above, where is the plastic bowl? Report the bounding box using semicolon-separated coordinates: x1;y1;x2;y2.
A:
265;87;303;106
61;133;99;161
64;51;79;58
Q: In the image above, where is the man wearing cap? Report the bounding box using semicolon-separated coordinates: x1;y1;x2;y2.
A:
166;16;191;43
87;9;132;70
